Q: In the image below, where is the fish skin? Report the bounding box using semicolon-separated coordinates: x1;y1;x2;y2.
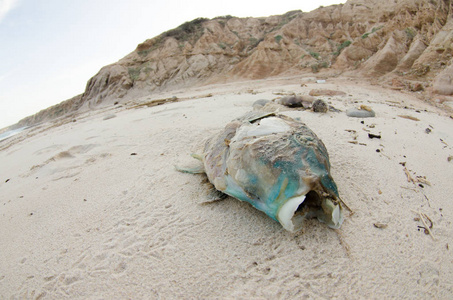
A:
184;112;343;231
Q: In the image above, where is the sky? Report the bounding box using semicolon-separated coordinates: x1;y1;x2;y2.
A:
0;0;345;129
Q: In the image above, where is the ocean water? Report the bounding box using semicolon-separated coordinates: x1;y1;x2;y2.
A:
0;127;28;142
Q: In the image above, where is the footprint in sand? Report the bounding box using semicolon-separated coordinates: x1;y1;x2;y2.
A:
27;144;105;180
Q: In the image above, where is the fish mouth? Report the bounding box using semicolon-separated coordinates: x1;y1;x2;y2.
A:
277;191;344;232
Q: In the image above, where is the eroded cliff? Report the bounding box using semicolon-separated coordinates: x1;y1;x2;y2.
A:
16;0;453;126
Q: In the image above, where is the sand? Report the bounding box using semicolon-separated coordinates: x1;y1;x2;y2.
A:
1;77;452;299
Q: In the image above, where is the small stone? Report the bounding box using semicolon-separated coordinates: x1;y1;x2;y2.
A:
312;99;328;113
252;99;270;110
346;107;376;118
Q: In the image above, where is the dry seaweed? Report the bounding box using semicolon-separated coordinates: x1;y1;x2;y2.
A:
398;115;420;121
412;210;436;240
373;222;388;229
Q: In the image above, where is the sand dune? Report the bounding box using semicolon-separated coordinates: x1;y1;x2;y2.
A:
1;77;452;298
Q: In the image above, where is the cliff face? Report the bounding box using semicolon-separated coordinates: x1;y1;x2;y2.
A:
16;0;453;126
80;0;452;107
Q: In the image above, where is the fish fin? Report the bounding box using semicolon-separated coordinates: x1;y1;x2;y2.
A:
199;188;228;204
191;153;203;161
174;163;205;174
175;153;205;174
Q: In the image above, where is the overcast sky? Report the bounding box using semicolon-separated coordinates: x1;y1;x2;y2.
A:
0;0;345;129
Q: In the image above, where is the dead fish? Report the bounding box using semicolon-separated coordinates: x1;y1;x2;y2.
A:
177;112;343;232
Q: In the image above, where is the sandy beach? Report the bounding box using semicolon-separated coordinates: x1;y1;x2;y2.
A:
1;76;452;298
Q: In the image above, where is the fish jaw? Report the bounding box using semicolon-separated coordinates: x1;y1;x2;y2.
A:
277;194;344;232
318;197;344;229
277;194;306;232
